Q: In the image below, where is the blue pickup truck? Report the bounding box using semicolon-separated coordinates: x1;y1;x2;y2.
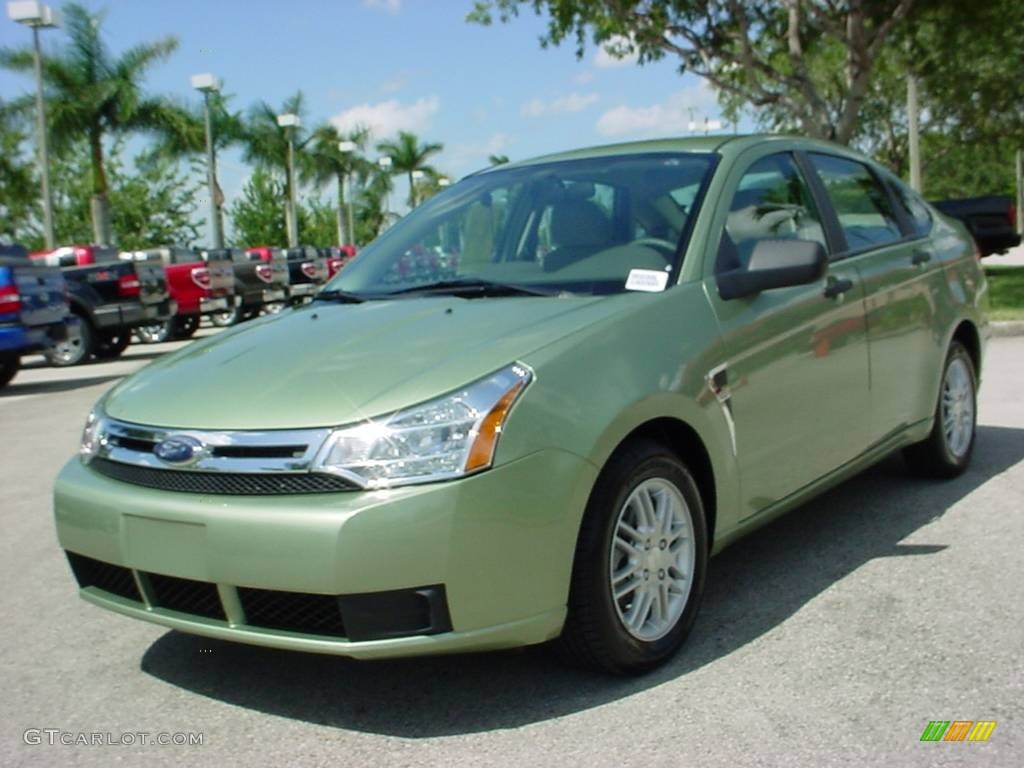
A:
0;244;73;389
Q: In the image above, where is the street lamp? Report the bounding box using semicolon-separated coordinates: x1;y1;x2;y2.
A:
191;73;223;248
7;1;60;249
437;177;451;188
277;113;300;247
377;155;393;230
337;140;357;247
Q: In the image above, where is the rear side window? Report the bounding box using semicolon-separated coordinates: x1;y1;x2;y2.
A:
890;180;933;237
809;153;902;251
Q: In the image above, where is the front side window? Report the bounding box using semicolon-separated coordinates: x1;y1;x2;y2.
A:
328;153;716;297
716;152;826;274
809;153;902;251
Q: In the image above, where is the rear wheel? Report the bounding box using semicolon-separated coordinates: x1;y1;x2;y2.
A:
210;306;242;327
0;353;19;388
172;315;200;339
557;439;708;674
135;320;173;344
903;341;977;478
94;330;131;360
263;301;286;314
46;315;94;367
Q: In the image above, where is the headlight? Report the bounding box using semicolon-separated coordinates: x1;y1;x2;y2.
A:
80;403;107;463
313;363;532;488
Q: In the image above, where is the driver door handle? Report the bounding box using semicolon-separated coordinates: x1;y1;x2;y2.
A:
912;248;932;265
824;276;853;299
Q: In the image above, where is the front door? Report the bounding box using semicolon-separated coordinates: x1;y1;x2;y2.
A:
703;150;871;520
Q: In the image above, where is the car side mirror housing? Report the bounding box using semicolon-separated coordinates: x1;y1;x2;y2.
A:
716;239;827;300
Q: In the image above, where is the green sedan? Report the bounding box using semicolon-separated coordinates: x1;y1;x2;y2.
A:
55;135;987;673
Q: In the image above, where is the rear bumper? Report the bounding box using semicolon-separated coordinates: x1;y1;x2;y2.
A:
0;317;72;354
54;448;596;658
199;295;239;315
287;283;317;300
94;299;176;329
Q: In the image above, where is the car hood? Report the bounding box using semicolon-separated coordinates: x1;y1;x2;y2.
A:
105;295;614;429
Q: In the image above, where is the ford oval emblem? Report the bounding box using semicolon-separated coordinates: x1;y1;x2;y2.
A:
153;435;205;466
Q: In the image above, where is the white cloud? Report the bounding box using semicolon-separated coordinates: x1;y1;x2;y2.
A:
445;132;513;172
593;35;639;68
596;82;723;138
573;69;595;85
520;92;599;118
362;0;401;14
330;96;439;139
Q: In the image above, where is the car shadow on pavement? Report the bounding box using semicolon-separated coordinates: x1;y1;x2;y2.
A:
140;424;1024;737
0;374;125;397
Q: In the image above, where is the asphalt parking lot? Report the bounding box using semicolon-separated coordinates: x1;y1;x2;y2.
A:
1;332;1021;767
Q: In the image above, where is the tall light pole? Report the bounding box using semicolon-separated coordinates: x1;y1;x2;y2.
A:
8;1;59;249
191;73;223;248
377;155;393;231
337;139;356;247
277;113;300;247
907;73;922;192
410;169;425;208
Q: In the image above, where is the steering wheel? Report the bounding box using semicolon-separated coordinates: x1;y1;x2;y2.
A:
632;237;678;257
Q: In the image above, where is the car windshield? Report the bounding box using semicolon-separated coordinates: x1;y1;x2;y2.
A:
326;152;716;298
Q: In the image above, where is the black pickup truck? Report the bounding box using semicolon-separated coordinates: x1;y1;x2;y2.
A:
932;195;1020;257
29;245;174;366
0;244;73;388
282;246;329;304
204;248;289;327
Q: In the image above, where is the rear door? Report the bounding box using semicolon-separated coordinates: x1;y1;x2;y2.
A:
804;153;946;442
703;149;871;519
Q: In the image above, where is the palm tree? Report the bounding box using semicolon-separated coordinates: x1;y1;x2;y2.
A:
376;131;443;209
0;3;191;244
241;91;310;245
306;124;373;245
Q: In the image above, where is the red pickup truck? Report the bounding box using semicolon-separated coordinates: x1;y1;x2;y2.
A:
121;247;236;343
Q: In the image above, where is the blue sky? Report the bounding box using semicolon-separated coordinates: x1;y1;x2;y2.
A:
1;0;740;239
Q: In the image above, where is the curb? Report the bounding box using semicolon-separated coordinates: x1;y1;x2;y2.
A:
990;321;1024;337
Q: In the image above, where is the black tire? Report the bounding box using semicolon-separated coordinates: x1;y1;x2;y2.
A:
903;341;977;478
94;330;131;360
172;315;200;339
210;305;242;327
135;320;173;344
0;353;19;388
46;315;94;367
557;439;708;674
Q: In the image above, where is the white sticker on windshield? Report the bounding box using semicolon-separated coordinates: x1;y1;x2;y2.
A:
625;269;669;293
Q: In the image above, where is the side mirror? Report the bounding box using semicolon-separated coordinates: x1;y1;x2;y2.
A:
717;239;827;300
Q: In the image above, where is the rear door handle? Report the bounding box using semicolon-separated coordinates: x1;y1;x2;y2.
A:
912;249;932;265
824;276;853;299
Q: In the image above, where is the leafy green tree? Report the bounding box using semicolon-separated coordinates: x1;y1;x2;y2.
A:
0;3;192;243
468;0;917;144
229;167;287;247
488;154;510;165
0;101;38;245
376;130;444;208
306;124;374;245
299;197;339;246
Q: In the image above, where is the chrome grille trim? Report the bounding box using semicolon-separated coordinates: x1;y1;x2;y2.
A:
93;416;332;474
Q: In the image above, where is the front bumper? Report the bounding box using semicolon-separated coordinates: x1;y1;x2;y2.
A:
54;449;595;659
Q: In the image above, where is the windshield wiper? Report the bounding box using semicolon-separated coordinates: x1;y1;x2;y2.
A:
381;278;562;298
314;288;367;304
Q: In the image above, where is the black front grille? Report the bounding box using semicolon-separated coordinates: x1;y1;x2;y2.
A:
146;572;226;620
66;552;142;602
238;587;346;637
90;458;359;495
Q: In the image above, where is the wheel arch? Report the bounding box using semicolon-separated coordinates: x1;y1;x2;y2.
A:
951;319;982;378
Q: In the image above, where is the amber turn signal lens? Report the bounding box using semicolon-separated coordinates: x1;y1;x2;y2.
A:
465;380;526;472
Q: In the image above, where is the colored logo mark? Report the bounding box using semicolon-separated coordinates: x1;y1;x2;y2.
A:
920;720;997;742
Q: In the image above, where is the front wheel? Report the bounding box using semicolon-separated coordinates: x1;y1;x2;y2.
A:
903;341;977;478
135;320;173;344
0;353;19;388
557;440;708;674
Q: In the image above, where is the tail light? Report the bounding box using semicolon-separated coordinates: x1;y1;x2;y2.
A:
0;284;21;315
255;264;274;283
190;266;211;290
301;262;318;279
1009;203;1018;227
973;237;983;260
326;257;344;277
73;246;95;266
117;273;141;297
